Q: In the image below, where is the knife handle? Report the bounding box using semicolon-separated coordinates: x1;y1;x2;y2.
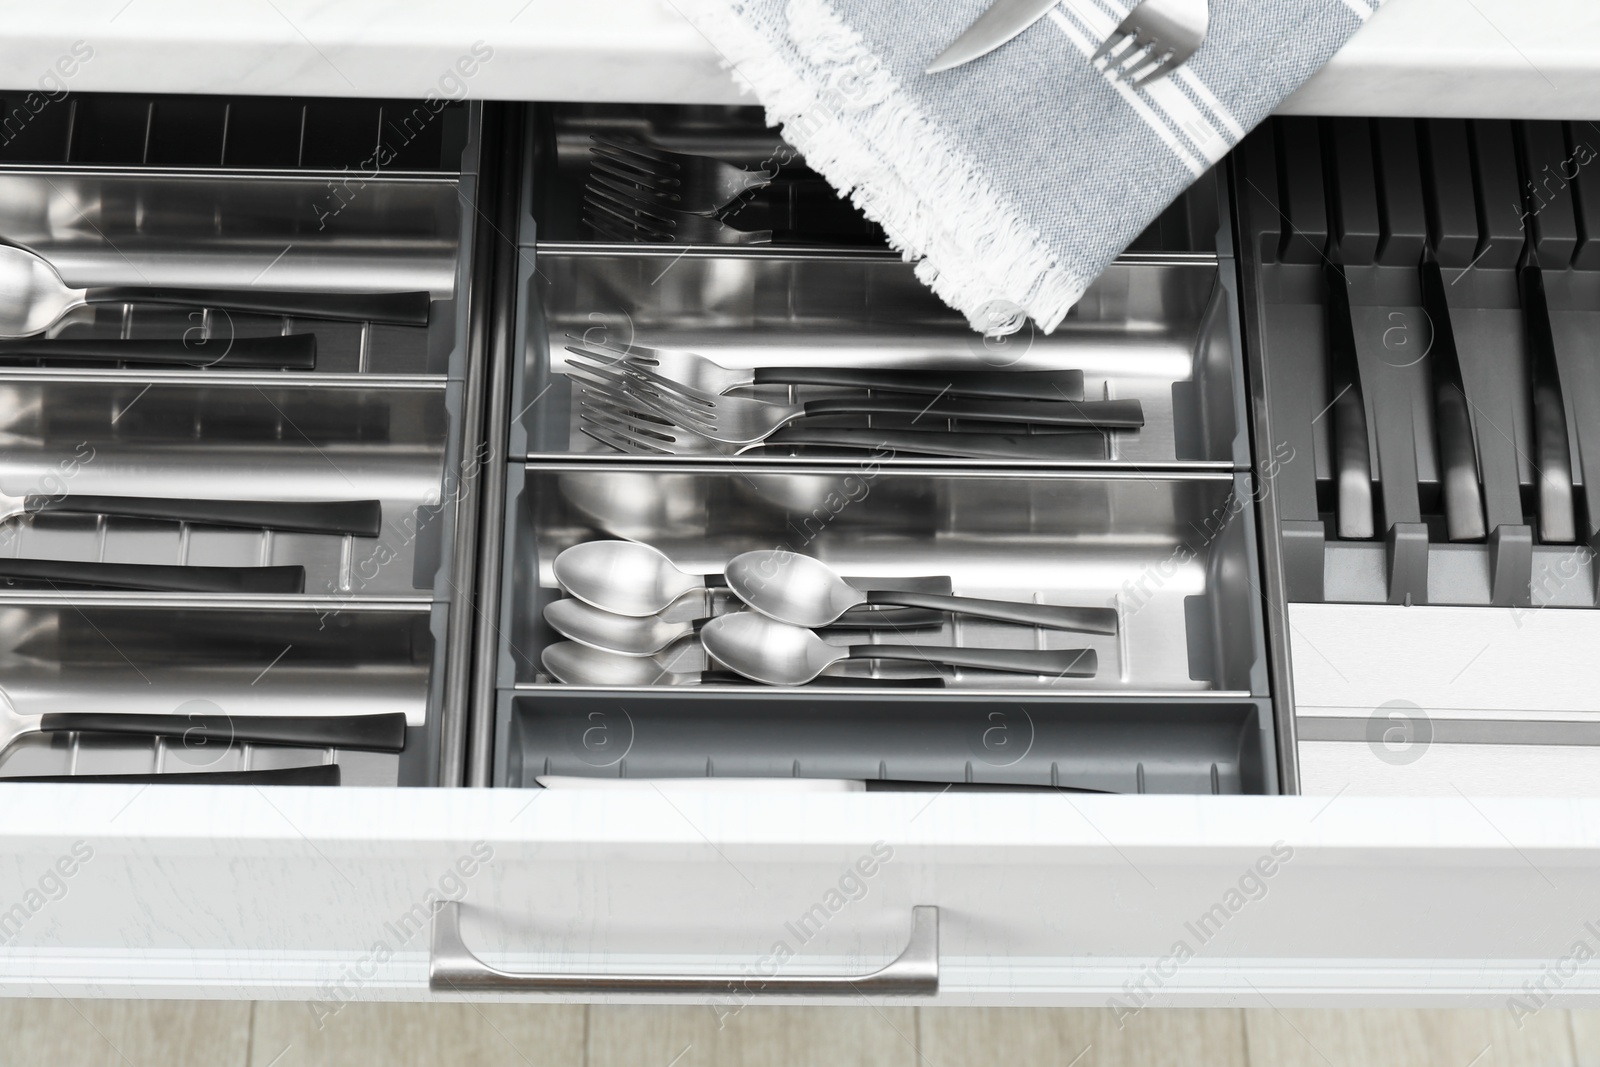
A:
86;286;431;327
3;764;341;785
25;495;382;537
1435;383;1486;542
36;712;408;753
1332;388;1375;540
0;558;305;594
752;366;1085;402
0;334;317;370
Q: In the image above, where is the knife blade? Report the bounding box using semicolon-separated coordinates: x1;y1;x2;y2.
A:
926;0;1061;73
1418;249;1487;541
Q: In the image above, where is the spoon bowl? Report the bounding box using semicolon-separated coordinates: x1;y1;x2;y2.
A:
552;540;708;617
542;640;706;686
544;597;695;656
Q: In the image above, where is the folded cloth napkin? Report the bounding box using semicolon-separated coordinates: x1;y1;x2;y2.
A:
672;0;1385;334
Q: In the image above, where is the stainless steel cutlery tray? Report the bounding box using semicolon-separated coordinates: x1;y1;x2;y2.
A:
510;248;1249;468
490;464;1274;790
0;94;488;786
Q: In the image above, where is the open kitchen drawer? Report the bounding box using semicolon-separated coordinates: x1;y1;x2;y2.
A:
0;96;1595;1008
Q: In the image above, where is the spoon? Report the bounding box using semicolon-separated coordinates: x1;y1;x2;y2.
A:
550;540;954;618
543;597;944;656
725;551;1119;633
541;640;945;687
701;613;1097;686
0;244;431;336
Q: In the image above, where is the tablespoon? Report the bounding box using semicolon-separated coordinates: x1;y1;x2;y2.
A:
541;639;944;687
551;540;954;618
701;613;1097;686
543;597;944;656
725;551;1119;633
0;244;431;336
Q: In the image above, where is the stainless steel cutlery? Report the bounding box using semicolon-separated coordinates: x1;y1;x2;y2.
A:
543;596;941;657
928;0;1208;87
0;558;306;594
0;333;318;370
1090;0;1210;88
0;244;431;337
700;612;1097;686
547;539;1114;688
7;492;382;538
541;639;945;687
3;764;342;785
572;336;1085;402
724;550;1118;633
0;701;407;760
589;135;774;216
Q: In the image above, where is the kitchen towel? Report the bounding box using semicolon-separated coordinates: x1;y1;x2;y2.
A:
671;0;1384;334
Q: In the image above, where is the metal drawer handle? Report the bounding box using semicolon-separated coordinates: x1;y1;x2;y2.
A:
429;901;939;995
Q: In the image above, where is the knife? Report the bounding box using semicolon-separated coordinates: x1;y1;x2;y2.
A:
1519;253;1577;544
1;764;340;786
1417;248;1486;541
926;0;1060;74
1323;254;1376;540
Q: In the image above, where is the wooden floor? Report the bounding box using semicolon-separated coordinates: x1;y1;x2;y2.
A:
1;1004;1598;1066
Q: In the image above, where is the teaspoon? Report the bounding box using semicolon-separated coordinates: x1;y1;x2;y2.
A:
725;551;1118;633
700;613;1097;686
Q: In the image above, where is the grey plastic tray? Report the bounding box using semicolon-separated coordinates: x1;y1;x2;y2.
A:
0;103;487;787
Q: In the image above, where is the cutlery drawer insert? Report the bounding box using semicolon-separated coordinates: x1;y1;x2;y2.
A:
1238;116;1600;610
0;599;436;786
0;93;489;787
510;249;1248;469
492;464;1273;791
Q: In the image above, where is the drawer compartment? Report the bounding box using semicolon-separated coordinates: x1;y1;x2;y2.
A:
0;94;490;787
492;464;1273;791
510;250;1248;469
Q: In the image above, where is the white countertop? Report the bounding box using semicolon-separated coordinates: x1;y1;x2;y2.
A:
0;0;1595;118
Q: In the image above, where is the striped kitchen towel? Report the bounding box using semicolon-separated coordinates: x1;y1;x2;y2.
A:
672;0;1383;334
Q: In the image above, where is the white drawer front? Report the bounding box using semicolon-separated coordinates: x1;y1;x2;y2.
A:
6;784;1600;1007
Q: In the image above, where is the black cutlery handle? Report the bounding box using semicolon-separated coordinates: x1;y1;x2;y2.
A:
752;366;1085;401
800;395;1144;428
1435;383;1487;542
764;426;1103;460
849;645;1098;677
85;286;432;327
4;764;340;785
0;558;305;594
26;495;382;537
0;334;317;370
37;712;408;753
865;589;1118;634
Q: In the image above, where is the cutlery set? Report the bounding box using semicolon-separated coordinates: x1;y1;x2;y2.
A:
584;135;780;245
0;235;440;782
564;336;1142;459
541;539;1113;687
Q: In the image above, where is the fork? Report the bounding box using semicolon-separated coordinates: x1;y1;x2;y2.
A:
576;391;1106;460
566;335;1086;402
568;353;1145;444
582;188;772;245
589;135;774;216
1092;0;1209;89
